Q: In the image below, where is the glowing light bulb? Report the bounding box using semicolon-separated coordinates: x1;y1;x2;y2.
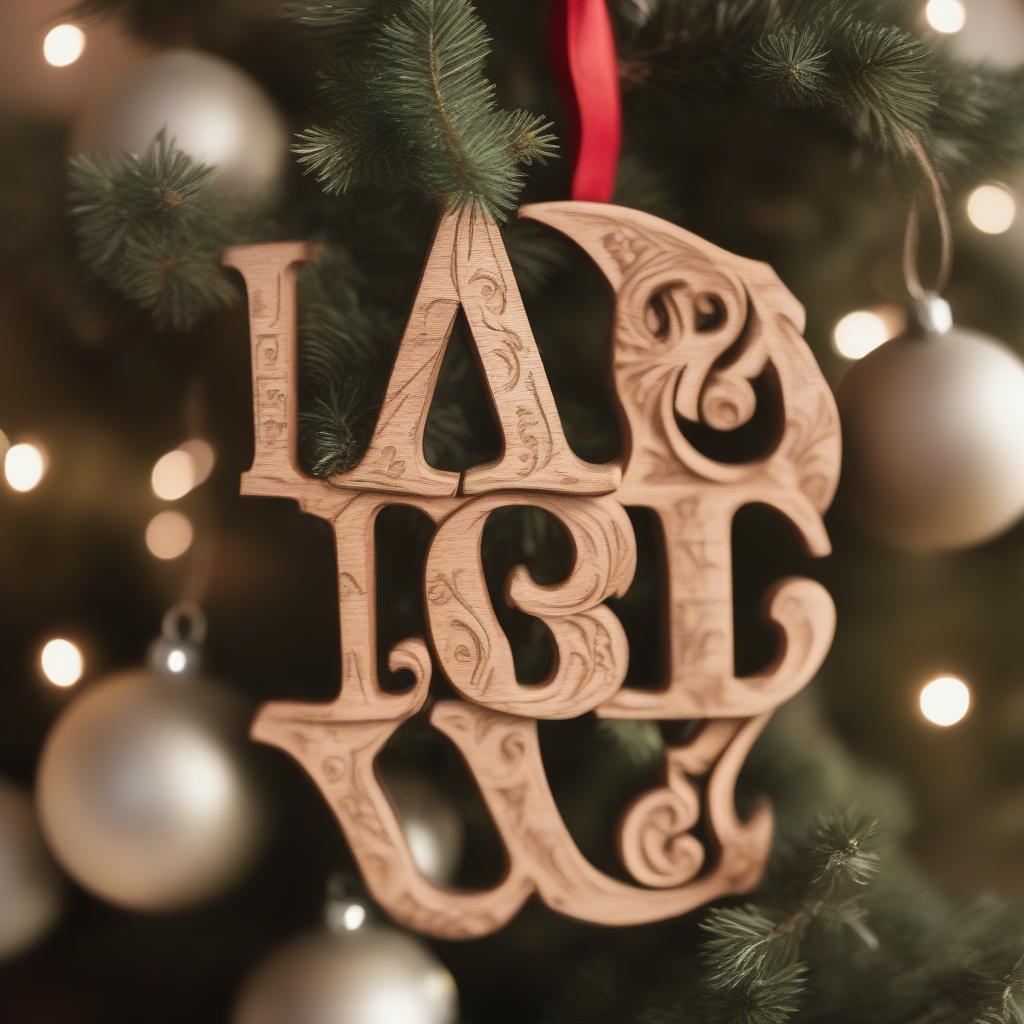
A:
40;638;84;688
967;184;1017;235
925;0;966;34
4;443;46;492
919;675;971;727
166;648;188;673
151;440;215;500
341;903;366;931
151;449;196;500
43;24;86;67
834;308;903;360
145;511;194;560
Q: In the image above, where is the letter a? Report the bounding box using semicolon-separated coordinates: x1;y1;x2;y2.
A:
333;203;620;497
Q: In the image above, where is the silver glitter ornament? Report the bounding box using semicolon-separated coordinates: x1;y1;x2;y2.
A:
73;49;288;200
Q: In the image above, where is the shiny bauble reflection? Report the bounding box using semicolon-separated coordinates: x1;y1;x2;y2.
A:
37;668;261;911
233;924;458;1024
73;49;287;200
838;299;1024;551
388;776;463;885
0;780;63;959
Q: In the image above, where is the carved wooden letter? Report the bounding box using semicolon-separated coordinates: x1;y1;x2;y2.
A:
227;199;840;940
331;204;620;497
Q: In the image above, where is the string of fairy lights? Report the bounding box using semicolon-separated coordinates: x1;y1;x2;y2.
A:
27;4;996;731
4;428;215;691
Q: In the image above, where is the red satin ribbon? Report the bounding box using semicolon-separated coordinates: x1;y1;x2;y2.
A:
549;0;622;203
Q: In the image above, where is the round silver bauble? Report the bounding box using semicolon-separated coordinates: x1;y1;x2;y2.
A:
73;49;288;200
838;295;1024;551
388;775;463;885
36;667;261;911
233;922;458;1024
0;779;63;959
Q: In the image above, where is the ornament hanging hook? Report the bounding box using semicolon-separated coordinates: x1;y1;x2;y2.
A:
901;132;953;301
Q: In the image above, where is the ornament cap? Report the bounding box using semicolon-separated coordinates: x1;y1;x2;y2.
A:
147;603;206;678
324;873;369;934
908;293;953;336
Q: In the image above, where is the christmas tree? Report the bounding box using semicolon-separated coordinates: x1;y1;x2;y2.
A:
3;1;1024;1021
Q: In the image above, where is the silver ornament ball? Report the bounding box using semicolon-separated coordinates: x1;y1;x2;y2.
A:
73;49;288;200
36;667;262;911
233;923;458;1024
838;297;1024;550
388;776;463;885
0;780;63;960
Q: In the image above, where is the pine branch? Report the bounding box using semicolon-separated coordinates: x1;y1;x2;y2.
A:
705;962;807;1024
69;132;242;330
974;956;1024;1024
279;0;374;29
830;20;935;149
295;0;556;219
699;813;881;1023
746;26;834;108
614;0;1024;176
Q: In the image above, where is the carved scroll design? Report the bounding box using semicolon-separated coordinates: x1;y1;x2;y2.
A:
251;710;534;939
426;493;635;718
521;202;841;720
252;700;771;935
323;205;618;497
520;201;841;510
225;199;841;940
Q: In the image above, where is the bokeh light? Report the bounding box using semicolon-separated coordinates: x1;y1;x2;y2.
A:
4;442;47;492
43;24;86;67
145;511;194;560
180;439;215;485
834;307;903;360
151;440;216;500
151;449;196;501
919;675;971;727
925;0;966;34
166;648;189;674
40;638;84;688
966;183;1017;235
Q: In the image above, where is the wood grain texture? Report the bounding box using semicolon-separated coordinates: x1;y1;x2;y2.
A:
225;200;840;940
520;202;840;720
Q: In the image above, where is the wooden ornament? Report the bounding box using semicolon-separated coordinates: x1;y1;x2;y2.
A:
224;199;840;940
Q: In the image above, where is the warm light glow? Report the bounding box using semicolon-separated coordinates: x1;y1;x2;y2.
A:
145;511;194;560
341;903;366;931
834;308;903;360
925;0;966;34
165;648;188;674
4;443;47;492
919;675;971;727
151;440;215;500
180;439;215;486
40;638;84;688
967;184;1017;235
151;449;196;501
43;24;86;67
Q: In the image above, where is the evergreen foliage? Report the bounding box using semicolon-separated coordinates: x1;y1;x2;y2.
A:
50;3;1024;1020
69;132;243;330
292;0;557;219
